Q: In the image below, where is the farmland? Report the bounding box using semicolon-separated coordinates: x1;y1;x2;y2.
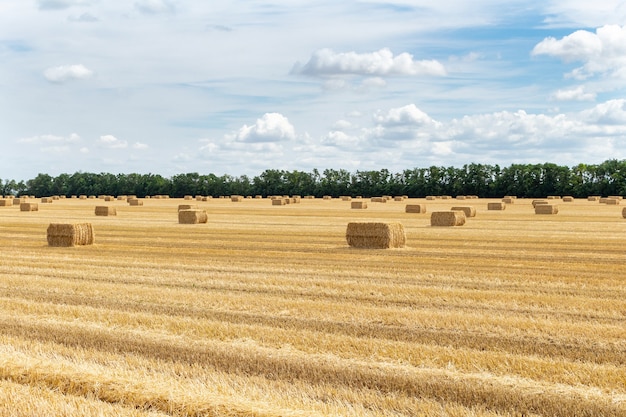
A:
0;196;625;416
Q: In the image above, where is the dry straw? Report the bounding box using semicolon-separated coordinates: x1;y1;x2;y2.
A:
351;201;367;209
178;204;198;211
622;207;626;218
20;203;38;212
178;209;208;224
488;202;506;210
456;195;467;200
535;204;559;214
587;196;600;201
47;223;94;247
532;199;549;208
0;199;13;207
346;222;406;249
370;197;387;203
272;198;286;206
405;204;426;213
41;197;53;203
431;211;466;226
231;195;244;202
502;197;515;204
605;198;620;205
426;196;436;200
451;206;476;217
562;196;574;202
95;206;116;216
128;199;143;206
341;196;352;201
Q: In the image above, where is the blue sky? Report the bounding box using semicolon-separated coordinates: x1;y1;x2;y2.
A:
2;1;626;180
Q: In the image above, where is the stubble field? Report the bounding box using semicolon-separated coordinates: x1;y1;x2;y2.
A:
0;196;625;416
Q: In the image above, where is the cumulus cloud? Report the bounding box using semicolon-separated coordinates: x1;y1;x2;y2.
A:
532;24;626;80
98;135;128;149
580;99;626;125
374;104;440;127
134;0;177;14
231;113;296;143
18;133;80;144
295;48;446;77
550;86;596;101
43;64;93;83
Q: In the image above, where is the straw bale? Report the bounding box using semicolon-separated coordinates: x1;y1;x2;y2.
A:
41;197;53;203
532;200;548;208
79;195;87;200
547;196;560;200
305;195;315;199
622;207;626;218
535;204;559;214
20;203;38;212
104;196;115;202
95;206;116;216
405;204;426;213
346;222;406;249
231;195;244;202
292;196;301;203
117;196;127;201
272;198;286;206
341;196;352;201
587;196;601;201
430;211;466;226
488;202;506;210
502;197;515;204
371;197;387;203
88;196;96;199
451;206;476;218
0;199;13;207
504;195;517;200
608;196;623;200
323;196;332;200
351;201;367;209
128;199;143;206
52;195;60;200
13;198;25;205
184;195;193;200
605;198;620;205
456;196;466;200
426;196;436;200
255;195;263;199
47;223;94;247
178;209;208;224
177;204;197;211
562;196;574;202
393;196;403;201
441;196;452;200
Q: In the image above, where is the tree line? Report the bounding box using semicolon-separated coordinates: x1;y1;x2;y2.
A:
2;160;626;199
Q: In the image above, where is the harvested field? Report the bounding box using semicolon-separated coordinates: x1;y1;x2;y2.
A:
0;197;625;416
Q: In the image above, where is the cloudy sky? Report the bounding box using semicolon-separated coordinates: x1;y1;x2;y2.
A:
2;1;626;180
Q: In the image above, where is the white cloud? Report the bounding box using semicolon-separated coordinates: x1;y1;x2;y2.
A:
43;64;93;83
231;113;296;143
37;0;90;10
532;25;626;80
133;142;149;150
374;104;440;127
98;135;128;149
295;48;446;77
580;99;626;125
18;133;80;144
134;0;176;14
550;86;596;101
68;12;99;22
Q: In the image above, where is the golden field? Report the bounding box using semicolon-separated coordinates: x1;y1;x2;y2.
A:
0;196;625;416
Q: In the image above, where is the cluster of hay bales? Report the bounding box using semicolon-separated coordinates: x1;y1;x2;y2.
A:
431;211;466;226
47;223;94;247
351;201;367;209
535;204;559;215
271;197;300;205
95;206;116;216
346;222;406;249
0;199;13;207
178;209;208;224
600;197;620;205
405;204;426;213
451;206;476;218
488;202;506;210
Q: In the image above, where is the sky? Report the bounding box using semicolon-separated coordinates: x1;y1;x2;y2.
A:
2;1;626;181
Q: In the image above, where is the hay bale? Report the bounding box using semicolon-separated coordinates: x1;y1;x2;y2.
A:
535;204;559;214
488;202;506;210
346;222;406;249
104;196;115;202
587;196;601;201
341;196;352;201
79;195;87;200
184;195;193;200
128;199;143;206
431;211;466;226
622;207;626;219
532;199;549;208
502;197;515;204
351;201;367;209
272;198;286;206
405;204;426;213
605;198;620;205
178;204;197;211
20;203;38;212
13;198;26;205
47;223;94;247
371;197;387;203
456;195;467;200
231;195;244;202
425;196;436;200
0;199;13;207
41;197;53;203
451;206;476;218
95;206;116;216
547;196;560;200
562;196;574;202
323;195;332;200
178;209;208;224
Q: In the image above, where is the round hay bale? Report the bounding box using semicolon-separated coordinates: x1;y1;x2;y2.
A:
351;201;367;209
430;211;466;226
95;206;117;216
488;202;506;210
346;222;406;249
405;204;426;213
535;204;559;214
178;209;208;224
47;223;94;247
20;203;38;212
451;206;476;218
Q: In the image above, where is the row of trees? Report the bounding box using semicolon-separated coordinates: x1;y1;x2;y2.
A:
2;160;626;199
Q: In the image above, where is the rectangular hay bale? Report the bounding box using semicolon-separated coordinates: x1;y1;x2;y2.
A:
535;204;559;214
95;206;117;216
346;222;406;249
405;204;426;213
451;206;476;218
430;211;466;226
20;203;38;212
488;202;506;210
178;209;208;224
351;201;367;209
0;199;13;207
47;223;94;247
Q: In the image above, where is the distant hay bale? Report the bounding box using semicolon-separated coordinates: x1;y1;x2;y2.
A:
41;197;53;203
532;200;549;208
272;198;286;206
605;198;620;205
178;209;208;224
20;203;38;212
104;196;115;202
47;223;94;247
95;206;116;216
547;196;560;200
562;196;574;202
178;204;197;211
255;195;263;199
441;196;452;200
323;196;332;200
394;196;404;201
128;199;143;206
231;195;244;202
405;204;426;213
608;195;623;200
291;197;301;203
351;201;367;209
117;196;127;201
504;195;517;200
13;198;25;205
456;195;466;200
79;195;87;200
346;222;406;249
184;195;193;200
0;199;13;207
587;196;601;201
622;207;626;218
535;204;559;214
371;197;387;203
502;197;515;204
426;196;436;200
341;196;352;201
304;195;315;199
488;202;506;210
430;211;466;226
451;206;476;218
